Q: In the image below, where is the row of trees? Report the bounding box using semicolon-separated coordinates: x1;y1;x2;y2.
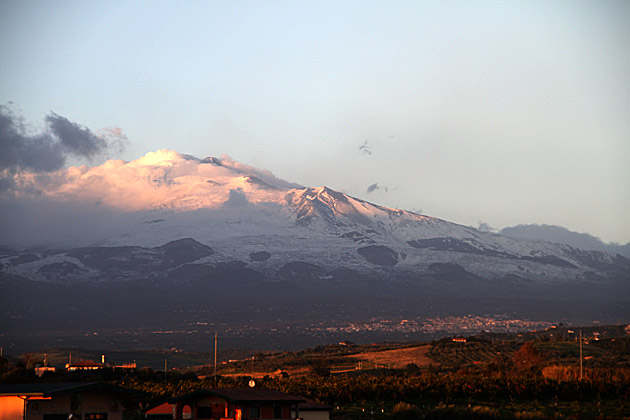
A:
108;362;630;405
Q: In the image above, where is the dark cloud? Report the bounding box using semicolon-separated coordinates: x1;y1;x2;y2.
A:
46;112;107;157
366;183;388;193
359;140;372;155
0;108;65;174
0;105;126;191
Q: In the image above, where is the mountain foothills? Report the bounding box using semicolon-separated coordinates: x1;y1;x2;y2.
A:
1;150;628;351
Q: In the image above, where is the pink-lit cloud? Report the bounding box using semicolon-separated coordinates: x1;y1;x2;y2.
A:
0;149;301;248
4;149;297;212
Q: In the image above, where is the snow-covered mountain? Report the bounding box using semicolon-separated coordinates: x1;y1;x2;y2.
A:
1;150;628;284
1;150;628;351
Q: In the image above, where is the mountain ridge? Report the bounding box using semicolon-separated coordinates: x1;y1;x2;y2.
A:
1;150;628;351
500;224;630;258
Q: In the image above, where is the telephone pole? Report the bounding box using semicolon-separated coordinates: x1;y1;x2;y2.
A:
579;330;583;380
214;332;218;387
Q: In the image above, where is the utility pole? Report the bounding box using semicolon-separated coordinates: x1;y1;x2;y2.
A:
214;332;218;387
579;330;583;380
164;358;167;383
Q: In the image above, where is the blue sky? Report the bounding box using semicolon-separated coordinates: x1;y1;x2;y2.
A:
1;1;629;243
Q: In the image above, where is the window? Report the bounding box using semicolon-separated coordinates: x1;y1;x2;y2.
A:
250;406;260;419
182;405;192;420
274;405;283;419
110;398;120;411
197;406;212;419
85;414;108;420
44;415;68;420
71;394;82;412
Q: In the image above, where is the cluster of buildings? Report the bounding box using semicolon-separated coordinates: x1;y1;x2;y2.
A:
34;355;137;378
0;383;330;420
311;315;553;336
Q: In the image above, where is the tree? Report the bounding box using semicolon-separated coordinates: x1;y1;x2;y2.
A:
404;363;420;375
511;342;545;373
391;402;420;420
310;357;331;378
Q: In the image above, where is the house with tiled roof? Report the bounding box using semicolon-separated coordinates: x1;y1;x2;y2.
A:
0;382;144;420
147;388;306;420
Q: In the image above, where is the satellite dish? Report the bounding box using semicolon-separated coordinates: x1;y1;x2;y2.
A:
248;379;256;388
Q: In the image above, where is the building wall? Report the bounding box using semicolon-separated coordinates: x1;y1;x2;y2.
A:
194;396;227;418
258;404;292;420
23;390;124;420
260;405;272;419
0;396;24;420
175;398;297;420
82;390;123;419
299;411;329;420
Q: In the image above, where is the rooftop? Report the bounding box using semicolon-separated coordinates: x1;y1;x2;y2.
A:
169;388;306;405
0;382;144;397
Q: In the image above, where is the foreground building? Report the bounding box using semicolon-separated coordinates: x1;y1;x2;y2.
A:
147;388;307;420
293;399;331;420
0;382;144;420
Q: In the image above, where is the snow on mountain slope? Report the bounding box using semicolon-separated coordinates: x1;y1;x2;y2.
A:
2;150;628;285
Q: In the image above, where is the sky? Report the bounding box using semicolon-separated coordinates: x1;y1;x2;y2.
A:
1;1;629;244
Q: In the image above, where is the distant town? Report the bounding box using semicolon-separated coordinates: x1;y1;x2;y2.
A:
145;315;556;350
304;315;553;336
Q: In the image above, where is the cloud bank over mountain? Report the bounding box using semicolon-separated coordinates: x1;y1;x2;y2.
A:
2;149;299;210
500;224;630;258
0;149;302;248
